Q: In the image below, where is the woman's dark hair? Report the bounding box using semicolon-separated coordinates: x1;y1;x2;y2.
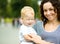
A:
40;0;60;24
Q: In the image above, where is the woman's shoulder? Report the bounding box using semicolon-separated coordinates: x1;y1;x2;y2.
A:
58;24;60;29
33;20;43;35
35;20;43;26
57;22;60;28
33;20;43;29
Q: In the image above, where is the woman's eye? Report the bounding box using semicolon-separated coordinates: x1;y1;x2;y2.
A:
44;10;47;12
49;8;54;11
49;9;53;11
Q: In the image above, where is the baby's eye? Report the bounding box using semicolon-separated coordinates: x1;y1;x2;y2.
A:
31;19;34;20
27;19;30;20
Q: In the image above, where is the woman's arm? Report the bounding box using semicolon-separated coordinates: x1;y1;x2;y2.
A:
36;40;54;44
24;34;33;42
26;33;54;44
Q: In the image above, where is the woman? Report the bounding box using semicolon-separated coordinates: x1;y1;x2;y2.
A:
25;0;60;44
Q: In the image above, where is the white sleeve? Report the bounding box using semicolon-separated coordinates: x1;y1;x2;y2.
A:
19;28;23;42
22;27;37;35
29;28;37;34
19;26;27;42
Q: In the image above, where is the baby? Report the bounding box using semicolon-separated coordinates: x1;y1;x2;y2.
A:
19;6;37;44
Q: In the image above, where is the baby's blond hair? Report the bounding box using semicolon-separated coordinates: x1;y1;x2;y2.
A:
21;6;35;18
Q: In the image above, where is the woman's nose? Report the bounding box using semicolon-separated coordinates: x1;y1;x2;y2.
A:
47;10;50;15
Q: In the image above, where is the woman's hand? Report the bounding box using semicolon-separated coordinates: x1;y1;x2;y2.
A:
24;34;33;42
25;33;41;43
24;33;54;44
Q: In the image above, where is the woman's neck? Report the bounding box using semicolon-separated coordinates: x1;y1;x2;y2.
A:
44;20;60;32
47;19;60;25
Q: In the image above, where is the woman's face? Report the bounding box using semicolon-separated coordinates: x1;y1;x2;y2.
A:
43;2;57;21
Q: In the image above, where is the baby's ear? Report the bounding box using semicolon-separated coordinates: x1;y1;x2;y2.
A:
19;18;23;24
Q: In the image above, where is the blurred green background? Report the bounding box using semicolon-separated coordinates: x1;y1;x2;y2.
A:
0;0;41;23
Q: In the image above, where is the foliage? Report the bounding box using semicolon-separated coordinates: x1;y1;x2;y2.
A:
0;0;7;17
0;0;40;18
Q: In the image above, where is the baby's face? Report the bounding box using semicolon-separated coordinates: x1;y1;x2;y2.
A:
22;11;35;26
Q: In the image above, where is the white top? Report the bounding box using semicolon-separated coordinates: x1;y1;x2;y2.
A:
19;24;37;44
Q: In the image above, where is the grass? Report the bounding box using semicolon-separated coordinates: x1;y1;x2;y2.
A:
4;18;13;23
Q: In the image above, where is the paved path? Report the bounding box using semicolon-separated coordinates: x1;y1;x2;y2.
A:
0;23;19;44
